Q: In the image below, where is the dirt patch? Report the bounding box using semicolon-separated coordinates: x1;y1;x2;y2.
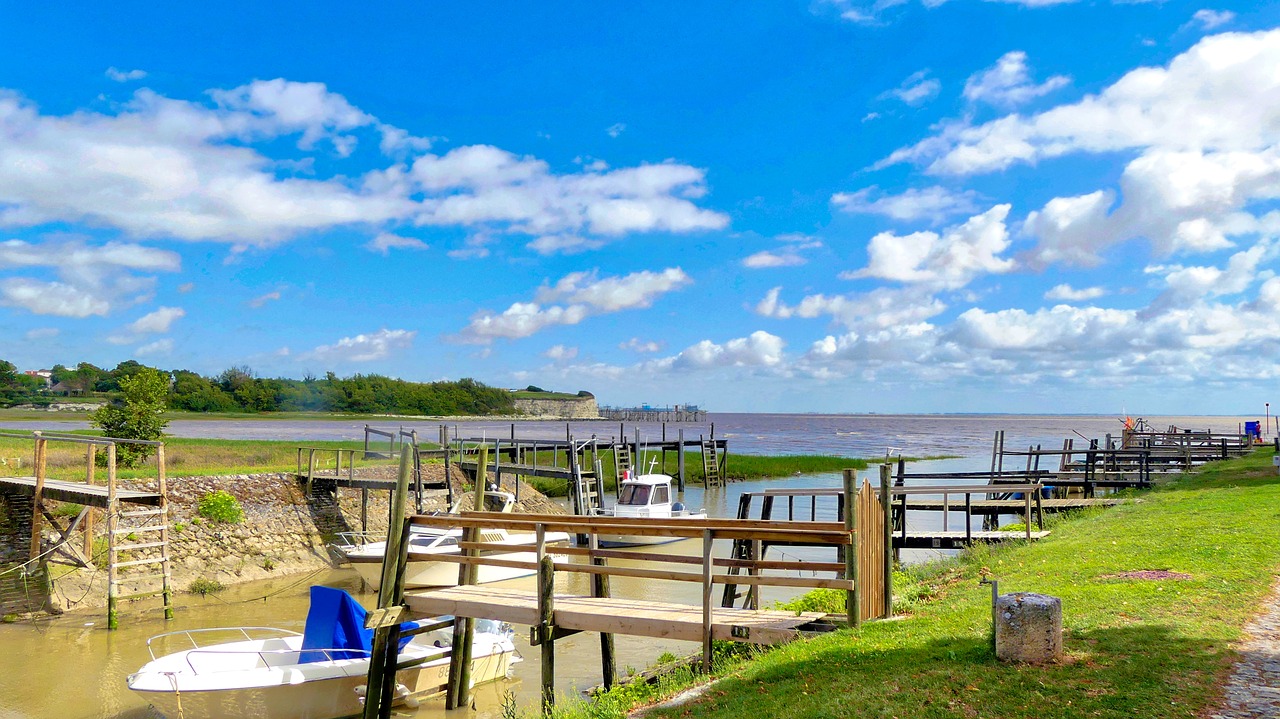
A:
1099;570;1193;581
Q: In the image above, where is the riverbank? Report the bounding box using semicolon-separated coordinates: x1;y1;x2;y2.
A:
548;447;1280;719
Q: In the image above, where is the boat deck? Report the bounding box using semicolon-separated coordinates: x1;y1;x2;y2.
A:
405;586;826;645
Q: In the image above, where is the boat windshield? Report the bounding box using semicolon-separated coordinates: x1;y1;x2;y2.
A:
411;535;458;549
618;484;651;506
483;493;512;512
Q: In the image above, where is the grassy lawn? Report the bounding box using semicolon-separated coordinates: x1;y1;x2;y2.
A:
548;448;1280;719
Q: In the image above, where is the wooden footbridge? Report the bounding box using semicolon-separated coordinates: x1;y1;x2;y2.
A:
366;469;885;715
0;431;172;628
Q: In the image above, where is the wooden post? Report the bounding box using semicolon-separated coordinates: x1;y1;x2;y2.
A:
106;443;118;630
701;528;714;672
474;445;489;508
157;443;173;620
677;429;686;492
83;443;96;558
879;463;892;619
538;553;556;715
306;448;317;494
28;435;47;560
843;468;859;627
362;451;413;719
445;525;478;710
588;531;616;688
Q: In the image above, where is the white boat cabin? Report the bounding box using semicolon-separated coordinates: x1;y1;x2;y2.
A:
611;474;691;518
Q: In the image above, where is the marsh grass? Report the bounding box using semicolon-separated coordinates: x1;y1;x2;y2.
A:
545;448;1280;719
0;433;395;480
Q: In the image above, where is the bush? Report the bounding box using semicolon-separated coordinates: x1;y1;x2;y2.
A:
197;490;244;524
188;577;225;595
89;367;170;467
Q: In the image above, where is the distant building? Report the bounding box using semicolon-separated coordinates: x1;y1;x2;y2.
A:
23;370;52;387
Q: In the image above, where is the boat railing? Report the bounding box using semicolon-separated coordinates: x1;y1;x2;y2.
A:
180;645;383;675
145;627;301;659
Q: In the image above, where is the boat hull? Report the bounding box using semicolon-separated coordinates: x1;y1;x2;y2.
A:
133;640;513;719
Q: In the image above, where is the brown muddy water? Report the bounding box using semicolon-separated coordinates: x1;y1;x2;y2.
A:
0;540;817;719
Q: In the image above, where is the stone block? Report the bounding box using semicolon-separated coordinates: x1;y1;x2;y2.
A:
995;592;1062;664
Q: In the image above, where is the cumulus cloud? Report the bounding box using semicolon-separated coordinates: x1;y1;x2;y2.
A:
963;51;1069;107
606;123;626;138
0;81;725;250
741;234;823;269
364;232;429;255
886;70;941;106
670;331;786;370
543;344;579;361
106;67;147;82
831;186;982;224
135;338;174;356
847;205;1015;289
457;268;691;343
620;337;663;353
305;328;416;363
106;306;185;344
1189;10;1235;31
756;286;947;331
1044;284;1106;301
0;238;180;317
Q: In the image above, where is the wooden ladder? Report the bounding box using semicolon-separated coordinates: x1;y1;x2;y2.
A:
105;447;173;630
701;440;722;486
613;441;633;480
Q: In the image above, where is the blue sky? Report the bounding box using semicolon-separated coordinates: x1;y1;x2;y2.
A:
1;2;1278;414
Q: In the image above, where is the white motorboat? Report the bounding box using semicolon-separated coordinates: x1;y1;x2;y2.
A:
341;491;569;589
127;586;517;719
592;473;707;547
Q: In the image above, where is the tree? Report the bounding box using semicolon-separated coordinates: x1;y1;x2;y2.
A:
89;367;170;467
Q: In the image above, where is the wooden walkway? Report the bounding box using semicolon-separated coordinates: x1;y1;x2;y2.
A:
901;497;1122;514
896;530;1051;549
0;476;161;507
406;586;825;645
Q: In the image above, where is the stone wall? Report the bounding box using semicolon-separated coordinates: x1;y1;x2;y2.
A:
513;395;600;419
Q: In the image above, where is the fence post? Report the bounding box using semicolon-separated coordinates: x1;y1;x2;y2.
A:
843;468;860;628
879;463;892;618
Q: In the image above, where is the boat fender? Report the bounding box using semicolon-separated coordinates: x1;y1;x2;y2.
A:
672;502;685;512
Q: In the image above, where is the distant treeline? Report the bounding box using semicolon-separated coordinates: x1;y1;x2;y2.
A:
1;359;517;416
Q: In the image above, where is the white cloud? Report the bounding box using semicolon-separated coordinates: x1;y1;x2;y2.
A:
248;291;282;308
1044;284;1106;301
526;234;607;255
620;337;663;353
887;70;941;106
305;328;416;363
670;331;786;370
848;205;1015;289
24;327;59;340
364;232;429;255
458;268;691;343
606;123;626;138
106;68;147;82
535;268;692;312
0;238;180;317
129;306;185;333
1189;10;1235;31
543;344;579;361
0;81;725;250
134;338;173;356
756;286;947;331
885;30;1280;175
963;51;1069;107
832;186;981;224
741;234;823;269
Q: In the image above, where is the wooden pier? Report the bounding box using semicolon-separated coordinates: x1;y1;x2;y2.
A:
599;405;707;422
0;431;172;628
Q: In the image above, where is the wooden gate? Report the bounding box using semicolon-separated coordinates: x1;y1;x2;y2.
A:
853;478;887;621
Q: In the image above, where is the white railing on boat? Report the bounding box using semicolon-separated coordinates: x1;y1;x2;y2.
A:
145;627;302;659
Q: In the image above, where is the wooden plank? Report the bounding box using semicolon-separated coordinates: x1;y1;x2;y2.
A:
405;587;825;646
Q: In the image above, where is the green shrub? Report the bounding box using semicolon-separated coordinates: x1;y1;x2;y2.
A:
172;522;185;534
188;577;225;595
197;490;244;524
51;503;85;518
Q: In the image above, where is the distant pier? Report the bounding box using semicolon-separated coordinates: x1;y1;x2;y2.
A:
599;404;706;422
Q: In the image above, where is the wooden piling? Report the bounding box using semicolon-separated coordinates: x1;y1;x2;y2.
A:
28;435;47;561
157;444;173;621
538;553;556;715
589;531;616;688
701;528;714;671
83;443;95;559
879;463;892;618
842;468;859;628
362;452;413;719
106;443;118;630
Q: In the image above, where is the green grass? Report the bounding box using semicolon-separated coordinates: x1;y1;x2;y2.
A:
545;448;1280;719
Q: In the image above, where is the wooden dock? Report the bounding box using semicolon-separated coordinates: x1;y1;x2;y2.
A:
0;475;161;507
406;586;825;645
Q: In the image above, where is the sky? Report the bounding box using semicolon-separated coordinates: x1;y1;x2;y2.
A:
0;2;1278;415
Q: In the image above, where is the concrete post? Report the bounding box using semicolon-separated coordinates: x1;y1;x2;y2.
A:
995;592;1062;663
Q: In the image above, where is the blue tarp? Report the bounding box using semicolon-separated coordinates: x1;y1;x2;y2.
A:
299;586;422;663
